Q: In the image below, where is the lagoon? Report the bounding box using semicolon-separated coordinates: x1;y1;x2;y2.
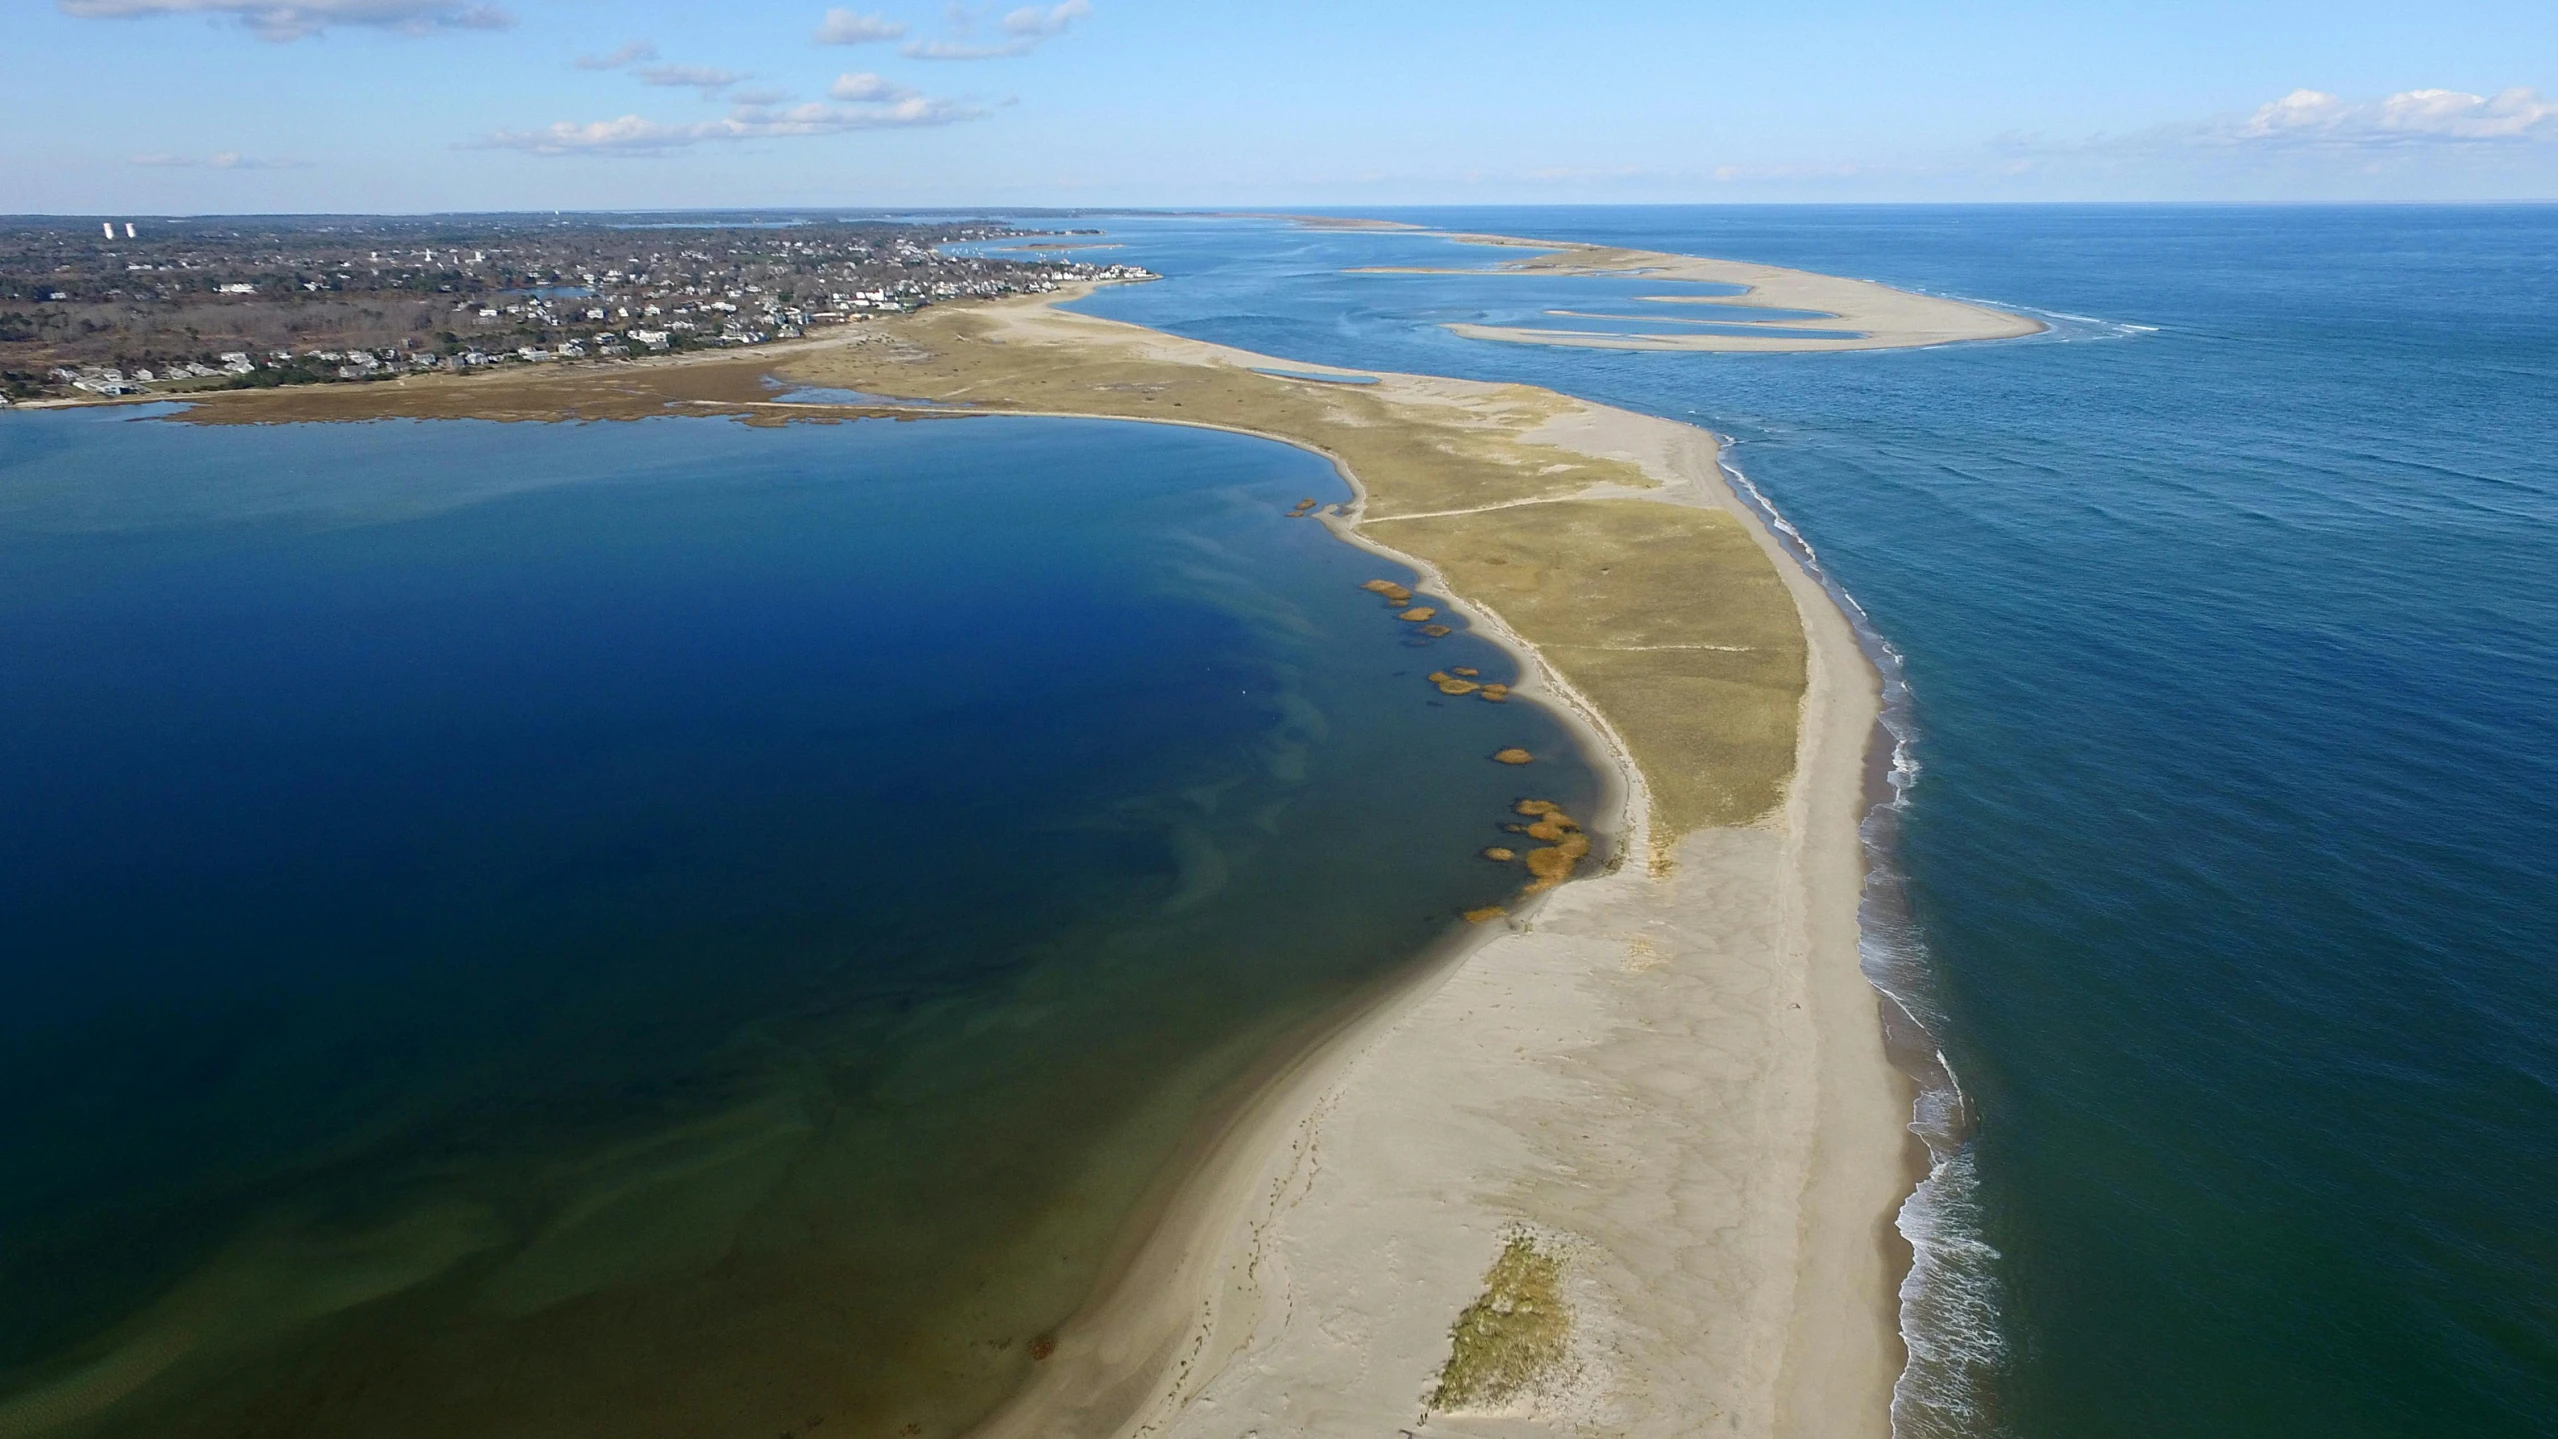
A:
0;407;1598;1439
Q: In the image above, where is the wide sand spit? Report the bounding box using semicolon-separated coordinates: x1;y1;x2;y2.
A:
163;234;2017;1437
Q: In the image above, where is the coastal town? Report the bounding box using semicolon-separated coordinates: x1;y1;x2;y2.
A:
0;214;1151;403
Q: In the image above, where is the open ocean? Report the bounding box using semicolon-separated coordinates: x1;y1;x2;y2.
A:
1043;205;2558;1438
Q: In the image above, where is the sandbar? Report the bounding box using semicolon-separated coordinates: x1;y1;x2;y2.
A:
1359;229;2044;352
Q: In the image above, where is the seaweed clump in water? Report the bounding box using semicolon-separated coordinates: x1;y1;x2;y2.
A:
1431;671;1483;696
1509;801;1591;891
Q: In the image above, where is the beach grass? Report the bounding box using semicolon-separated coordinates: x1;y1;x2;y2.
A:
1433;1231;1572;1412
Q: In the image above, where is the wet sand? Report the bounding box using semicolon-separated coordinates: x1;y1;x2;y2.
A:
160;253;1914;1437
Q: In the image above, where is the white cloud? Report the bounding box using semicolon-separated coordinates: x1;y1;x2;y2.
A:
480;94;981;156
903;0;1086;59
635;63;749;94
2237;88;2349;138
2225;87;2558;146
828;71;914;101
130;150;311;168
813;7;905;44
1709;160;1871;182
480;115;688;156
901;37;1012;58
573;39;656;70
58;0;510;41
1001;0;1086;38
1992;85;2558;170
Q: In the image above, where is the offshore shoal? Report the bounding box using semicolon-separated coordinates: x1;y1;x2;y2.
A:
1348;227;2046;352
160;242;1926;1438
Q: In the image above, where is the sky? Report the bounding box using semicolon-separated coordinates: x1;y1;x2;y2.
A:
8;0;2556;213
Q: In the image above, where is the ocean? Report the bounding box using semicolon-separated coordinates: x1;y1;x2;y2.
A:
0;408;1599;1437
1047;205;2558;1438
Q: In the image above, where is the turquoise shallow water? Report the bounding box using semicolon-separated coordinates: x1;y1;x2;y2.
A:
0;408;1599;1437
1055;206;2558;1439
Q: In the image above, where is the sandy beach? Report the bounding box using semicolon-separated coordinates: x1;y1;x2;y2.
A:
158;232;1941;1437
959;381;1905;1439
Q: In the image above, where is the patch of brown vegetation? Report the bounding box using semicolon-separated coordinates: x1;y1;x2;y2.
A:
1491;748;1533;766
1398;606;1437;622
1434;1231;1571;1412
1482;848;1517;862
1523;819;1574;843
1373;497;1803;836
1418;624;1453;638
1462;906;1508;924
1522;831;1592;893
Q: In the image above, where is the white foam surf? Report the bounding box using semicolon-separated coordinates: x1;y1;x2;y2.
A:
1715;437;2008;1439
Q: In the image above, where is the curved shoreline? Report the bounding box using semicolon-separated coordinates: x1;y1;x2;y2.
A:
147;235;1942;1437
700;375;1899;1438
946;400;1660;1439
758;296;1901;1437
954;396;1901;1439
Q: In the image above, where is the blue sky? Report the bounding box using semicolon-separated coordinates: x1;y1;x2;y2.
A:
10;0;2556;213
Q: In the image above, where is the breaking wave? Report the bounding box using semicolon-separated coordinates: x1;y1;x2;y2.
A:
1715;437;2007;1439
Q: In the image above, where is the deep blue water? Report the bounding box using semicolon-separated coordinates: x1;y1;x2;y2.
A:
0;409;1597;1438
1055;206;2558;1439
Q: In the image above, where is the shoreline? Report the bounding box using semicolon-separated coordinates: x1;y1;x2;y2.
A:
959;389;1902;1439
135;235;1929;1436
1712;433;1989;1431
954;378;1660;1439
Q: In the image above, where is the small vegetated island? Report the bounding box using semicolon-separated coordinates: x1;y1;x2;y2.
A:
7;221;2034;1439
